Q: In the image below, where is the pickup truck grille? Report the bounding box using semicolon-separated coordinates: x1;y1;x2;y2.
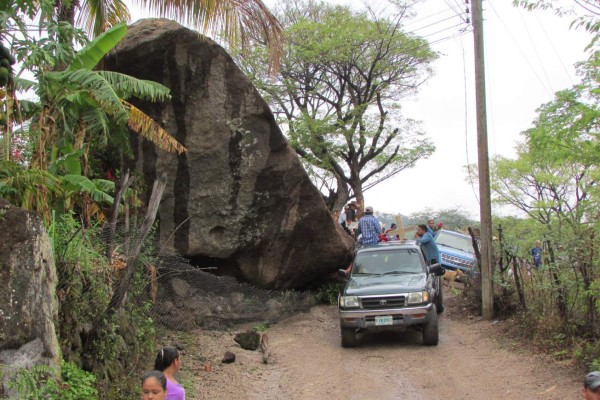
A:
441;253;476;269
361;296;406;309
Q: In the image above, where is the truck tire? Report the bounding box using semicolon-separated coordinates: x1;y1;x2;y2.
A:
341;327;357;348
422;305;439;346
436;280;445;314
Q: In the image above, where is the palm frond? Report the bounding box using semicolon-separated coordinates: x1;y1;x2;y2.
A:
135;0;283;72
123;100;187;155
97;71;171;102
51;69;128;125
13;77;37;92
78;0;131;38
13;99;41;122
80;106;111;139
69;23;127;70
61;174;115;205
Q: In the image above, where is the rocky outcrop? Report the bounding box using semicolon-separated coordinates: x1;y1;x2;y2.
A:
0;200;61;394
104;19;354;289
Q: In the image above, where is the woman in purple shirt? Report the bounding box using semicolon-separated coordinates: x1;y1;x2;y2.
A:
154;346;186;400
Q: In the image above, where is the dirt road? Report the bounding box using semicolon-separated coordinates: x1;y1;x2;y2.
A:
171;295;583;400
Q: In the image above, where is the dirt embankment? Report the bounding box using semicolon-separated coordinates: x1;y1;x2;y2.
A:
163;293;583;400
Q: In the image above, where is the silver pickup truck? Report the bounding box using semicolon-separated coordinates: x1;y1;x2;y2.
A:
338;241;445;347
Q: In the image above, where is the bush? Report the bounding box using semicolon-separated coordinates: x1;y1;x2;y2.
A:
315;281;341;305
7;361;98;400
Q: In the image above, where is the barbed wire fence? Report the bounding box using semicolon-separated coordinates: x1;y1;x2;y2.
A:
146;253;316;332
103;218;316;333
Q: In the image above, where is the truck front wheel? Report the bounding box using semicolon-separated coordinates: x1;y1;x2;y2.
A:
341;326;357;347
422;305;439;346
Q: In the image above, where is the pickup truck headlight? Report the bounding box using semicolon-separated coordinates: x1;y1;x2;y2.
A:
340;296;360;308
407;291;430;305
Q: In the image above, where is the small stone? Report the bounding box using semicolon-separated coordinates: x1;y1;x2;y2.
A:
222;351;236;364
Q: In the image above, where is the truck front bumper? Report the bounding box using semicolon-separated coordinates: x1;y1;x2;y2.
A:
339;303;434;329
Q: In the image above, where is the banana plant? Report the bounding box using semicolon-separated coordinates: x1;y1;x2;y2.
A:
1;22;185;224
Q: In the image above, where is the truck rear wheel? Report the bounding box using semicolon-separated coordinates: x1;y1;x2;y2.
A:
422;305;439;346
341;327;357;348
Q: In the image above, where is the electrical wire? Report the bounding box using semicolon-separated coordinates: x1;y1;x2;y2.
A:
533;12;575;86
487;0;553;97
421;22;470;40
517;7;555;94
461;35;480;205
410;14;460;33
402;8;456;28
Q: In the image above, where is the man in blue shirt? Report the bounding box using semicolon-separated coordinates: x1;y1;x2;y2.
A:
416;224;440;264
357;206;381;246
531;240;542;269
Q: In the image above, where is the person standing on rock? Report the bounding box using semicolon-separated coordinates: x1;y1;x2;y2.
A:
356;206;381;247
583;371;600;400
154;346;186;400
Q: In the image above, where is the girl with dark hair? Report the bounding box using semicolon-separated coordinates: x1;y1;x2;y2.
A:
141;370;167;400
154;346;185;400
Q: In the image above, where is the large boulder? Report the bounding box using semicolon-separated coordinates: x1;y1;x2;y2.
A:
0;200;61;394
104;19;353;289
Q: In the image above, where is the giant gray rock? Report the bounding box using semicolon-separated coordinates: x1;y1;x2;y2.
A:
104;19;354;289
0;200;61;394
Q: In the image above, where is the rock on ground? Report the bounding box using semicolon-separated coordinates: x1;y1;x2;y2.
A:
0;200;61;394
104;19;353;289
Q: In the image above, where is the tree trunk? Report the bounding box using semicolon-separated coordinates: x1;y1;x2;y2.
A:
83;173;167;367
332;175;349;212
512;256;526;309
350;176;365;217
468;227;482;274
545;239;568;322
105;169;134;263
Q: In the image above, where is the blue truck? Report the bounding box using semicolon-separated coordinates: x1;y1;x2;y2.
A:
434;230;478;273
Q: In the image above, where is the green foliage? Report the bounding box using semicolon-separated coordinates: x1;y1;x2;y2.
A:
253;322;271;332
315;281;341;305
51;214;157;398
6;361;98;400
238;0;437;203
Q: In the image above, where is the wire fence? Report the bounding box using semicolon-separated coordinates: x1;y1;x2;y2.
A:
144;253;316;332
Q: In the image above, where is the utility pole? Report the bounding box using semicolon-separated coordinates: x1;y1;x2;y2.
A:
472;0;494;320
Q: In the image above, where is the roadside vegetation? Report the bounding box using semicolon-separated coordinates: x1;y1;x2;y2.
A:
462;2;600;370
0;0;280;398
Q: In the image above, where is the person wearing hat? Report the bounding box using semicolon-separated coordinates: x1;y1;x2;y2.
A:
583;371;600;399
356;206;381;246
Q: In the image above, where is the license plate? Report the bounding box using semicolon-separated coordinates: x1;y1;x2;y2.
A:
375;315;393;326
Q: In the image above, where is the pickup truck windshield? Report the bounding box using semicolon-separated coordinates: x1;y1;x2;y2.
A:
352;249;424;275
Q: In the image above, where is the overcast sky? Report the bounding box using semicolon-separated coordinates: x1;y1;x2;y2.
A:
128;0;593;220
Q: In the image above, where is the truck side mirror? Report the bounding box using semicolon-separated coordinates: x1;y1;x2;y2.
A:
428;263;445;276
338;269;349;279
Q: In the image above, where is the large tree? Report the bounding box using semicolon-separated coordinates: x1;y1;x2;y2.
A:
239;0;436;211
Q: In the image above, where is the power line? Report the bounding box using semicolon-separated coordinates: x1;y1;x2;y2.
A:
461;35;480;205
517;7;555;93
487;1;553;97
533;12;575;87
402;8;456;28
410;14;460;33
422;22;470;40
